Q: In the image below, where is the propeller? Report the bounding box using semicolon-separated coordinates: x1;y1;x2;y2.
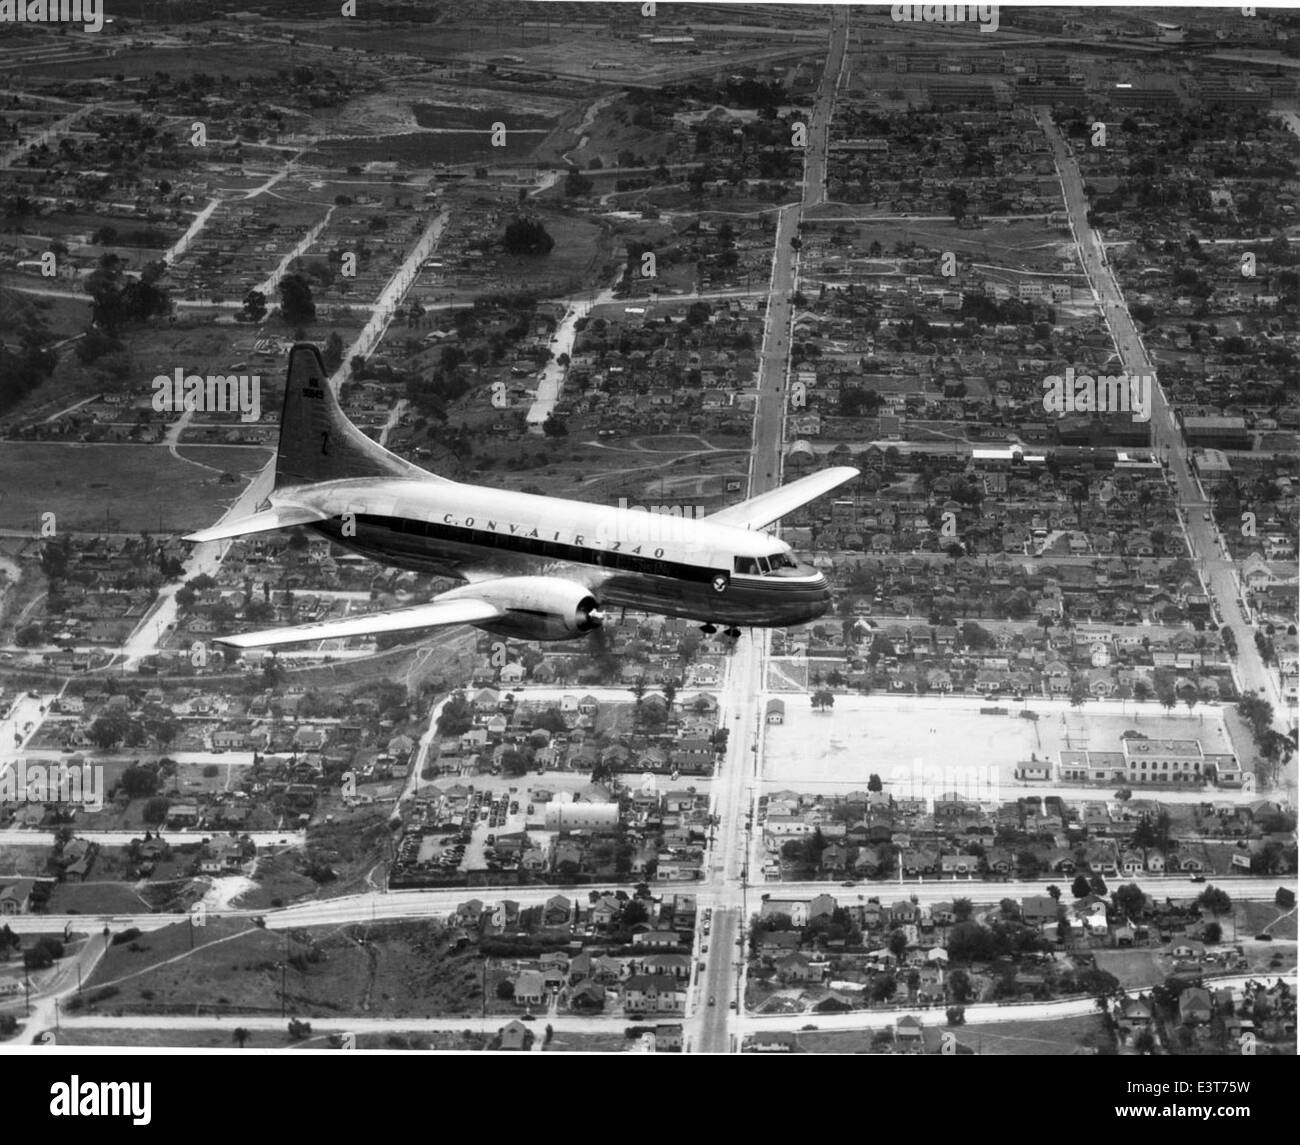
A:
578;598;606;631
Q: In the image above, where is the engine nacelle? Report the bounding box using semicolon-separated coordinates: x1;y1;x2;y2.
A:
442;576;605;642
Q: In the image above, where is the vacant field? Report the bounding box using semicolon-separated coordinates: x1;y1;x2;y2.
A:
76;916;496;1019
1239;900;1298;940
956;1014;1111;1055
761;694;1235;797
543;1031;631;1053
0;443;256;532
1093;948;1166;989
789;1012;1110;1054
46;882;153;917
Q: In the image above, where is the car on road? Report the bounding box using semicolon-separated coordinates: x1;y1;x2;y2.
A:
1203;512;1212;521
841;881;856;888
729;1000;737;1010
1254;934;1273;942
708;995;716;1006
1190;874;1207;883
701;943;708;953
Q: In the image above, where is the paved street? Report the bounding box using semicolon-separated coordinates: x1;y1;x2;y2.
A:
1037;110;1290;730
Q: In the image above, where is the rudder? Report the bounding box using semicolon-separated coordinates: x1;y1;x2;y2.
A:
274;343;430;489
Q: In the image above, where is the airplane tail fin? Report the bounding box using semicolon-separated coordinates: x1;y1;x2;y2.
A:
274;343;437;490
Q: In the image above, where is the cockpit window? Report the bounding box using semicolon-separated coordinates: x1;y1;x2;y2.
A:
734;556;760;575
769;552;798;571
757;556;771;575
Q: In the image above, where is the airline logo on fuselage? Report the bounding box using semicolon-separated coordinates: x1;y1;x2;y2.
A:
438;513;670;559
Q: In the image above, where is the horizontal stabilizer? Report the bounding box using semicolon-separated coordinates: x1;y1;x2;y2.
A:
214;596;503;649
704;467;860;532
184;504;328;544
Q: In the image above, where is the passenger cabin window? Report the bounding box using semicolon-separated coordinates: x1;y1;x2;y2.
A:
734;556;760;575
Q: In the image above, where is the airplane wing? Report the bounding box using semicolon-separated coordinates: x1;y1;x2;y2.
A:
184;504;328;544
703;467;860;532
214;597;503;649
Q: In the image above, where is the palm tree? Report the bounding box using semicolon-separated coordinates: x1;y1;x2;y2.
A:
660;678;679;715
629;677;646;728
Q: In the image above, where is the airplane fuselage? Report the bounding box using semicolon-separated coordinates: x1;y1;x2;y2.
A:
289;477;832;628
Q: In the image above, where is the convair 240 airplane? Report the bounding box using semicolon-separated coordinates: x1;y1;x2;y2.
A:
187;344;859;649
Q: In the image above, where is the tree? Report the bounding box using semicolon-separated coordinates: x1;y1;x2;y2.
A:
142;796;170;825
1071;875;1092;900
867;773;883;792
660;679;678;714
870;974;897;1003
1133;1028;1156;1055
1196;885;1231;915
323;330;345;372
947;968;973;1002
502;217;554;256
277;273;315;325
1203;921;1222;944
1089;874;1108;897
1111;883;1146;921
1277;887;1296;910
496;979;515;1000
119;763;159;799
946;922;997;963
242;289;267;323
1046;884;1061;902
952;897;973;922
887;928;908;958
233;1028;250;1048
88;711;131;751
945;1005;966;1026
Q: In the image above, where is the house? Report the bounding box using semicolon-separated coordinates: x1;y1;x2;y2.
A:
772;952;825;984
499;1019;531;1051
633;929;684;949
513;970;548;1007
895;1015;925;1050
569;981;607;1011
1178;987;1213;1025
765;699;785;725
653;1023;684;1052
622;974;686;1015
0;878;35;915
1116;995;1154;1040
748;1031;797;1053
